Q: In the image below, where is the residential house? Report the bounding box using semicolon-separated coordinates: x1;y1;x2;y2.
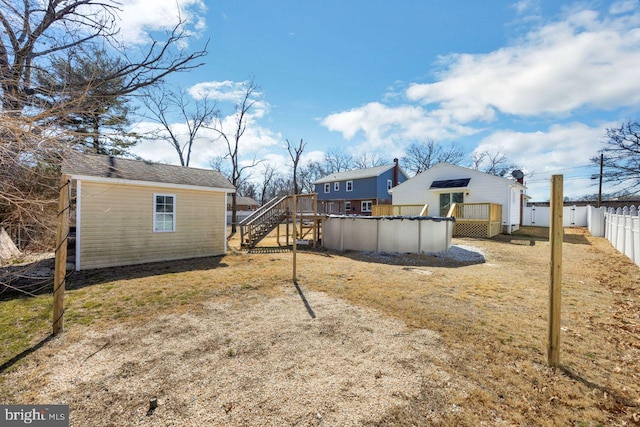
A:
62;152;235;270
390;163;526;234
312;159;409;215
228;196;260;211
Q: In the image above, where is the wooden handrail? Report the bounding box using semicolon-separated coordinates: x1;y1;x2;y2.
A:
239;193;319;248
372;204;428;216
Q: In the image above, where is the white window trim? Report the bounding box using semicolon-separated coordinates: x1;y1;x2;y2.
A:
387;179;393;191
361;200;373;212
346;180;353;192
334;182;340;191
345;201;351;211
324;183;331;193
153;193;176;232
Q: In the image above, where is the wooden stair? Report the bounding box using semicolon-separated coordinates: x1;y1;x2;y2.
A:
239;196;289;249
239;194;321;249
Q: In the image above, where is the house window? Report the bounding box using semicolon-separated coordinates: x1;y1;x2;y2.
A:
324;183;330;193
346;181;353;192
361;201;373;212
334;182;340;191
387;179;393;191
154;194;176;232
345;201;351;211
439;192;464;216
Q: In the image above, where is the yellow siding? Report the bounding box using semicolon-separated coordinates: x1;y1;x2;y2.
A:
78;181;226;270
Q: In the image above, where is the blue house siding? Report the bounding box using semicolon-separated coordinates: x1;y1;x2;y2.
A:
317;176;378;201
313;162;410;215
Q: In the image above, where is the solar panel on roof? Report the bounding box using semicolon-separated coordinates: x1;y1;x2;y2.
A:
429;178;471;189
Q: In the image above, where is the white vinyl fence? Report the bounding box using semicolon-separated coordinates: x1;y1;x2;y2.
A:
322;215;454;254
604;206;640;267
523;205;589;227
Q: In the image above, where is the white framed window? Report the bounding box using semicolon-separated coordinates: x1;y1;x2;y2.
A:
361;201;373;212
324;183;330;193
334;182;340;191
387;179;393;191
154;194;176;232
346;180;353;192
345;201;351;211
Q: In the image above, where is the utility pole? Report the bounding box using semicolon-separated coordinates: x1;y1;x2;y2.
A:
597;153;604;208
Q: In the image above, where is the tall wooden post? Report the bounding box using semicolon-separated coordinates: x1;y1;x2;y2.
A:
292;195;297;283
53;175;70;335
548;175;563;367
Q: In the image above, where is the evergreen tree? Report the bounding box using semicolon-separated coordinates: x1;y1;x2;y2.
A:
36;47;139;156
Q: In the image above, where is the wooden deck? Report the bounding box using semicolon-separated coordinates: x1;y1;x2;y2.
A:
448;203;502;238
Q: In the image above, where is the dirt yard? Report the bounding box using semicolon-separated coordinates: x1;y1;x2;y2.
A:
1;227;639;426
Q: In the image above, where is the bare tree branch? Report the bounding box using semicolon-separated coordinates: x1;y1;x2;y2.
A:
401;140;464;175
142;84;218;166
208;79;261;232
0;1;207;115
287;138;306;194
593;121;640;192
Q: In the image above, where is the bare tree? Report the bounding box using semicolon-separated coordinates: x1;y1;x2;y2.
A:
324;148;353;173
143;85;218;166
471;150;517;177
0;1;207;116
593;121;640;191
352;152;385;169
0;113;70;250
401;140;464;175
257;163;279;205
287;138;307;194
298;161;327;194
209;79;262;232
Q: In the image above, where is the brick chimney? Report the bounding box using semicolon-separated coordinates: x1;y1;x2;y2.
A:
393;158;399;186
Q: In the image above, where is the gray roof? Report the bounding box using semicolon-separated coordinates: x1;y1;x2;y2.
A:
235;196;259;206
312;164;406;184
62;152;235;191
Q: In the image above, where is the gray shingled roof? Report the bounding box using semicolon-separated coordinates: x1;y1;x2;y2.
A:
235;196;259;206
62;152;235;191
312;164;401;184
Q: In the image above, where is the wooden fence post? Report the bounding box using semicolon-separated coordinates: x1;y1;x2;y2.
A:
292;195;297;283
548;175;563;368
53;175;70;335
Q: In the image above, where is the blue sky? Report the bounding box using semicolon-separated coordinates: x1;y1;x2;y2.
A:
119;0;640;201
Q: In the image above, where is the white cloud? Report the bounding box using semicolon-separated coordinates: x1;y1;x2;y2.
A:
189;80;270;118
473;122;611;200
116;0;207;45
610;0;638;15
130;110;281;170
406;7;640;121
321;102;479;152
511;0;541;16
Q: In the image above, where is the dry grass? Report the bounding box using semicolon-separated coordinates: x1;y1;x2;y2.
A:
1;226;639;426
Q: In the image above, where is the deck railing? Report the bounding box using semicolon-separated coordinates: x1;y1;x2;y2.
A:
372;204;428;216
447;203;502;238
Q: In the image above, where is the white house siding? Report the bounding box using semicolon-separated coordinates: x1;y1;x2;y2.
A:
77;181;226;270
391;164;524;233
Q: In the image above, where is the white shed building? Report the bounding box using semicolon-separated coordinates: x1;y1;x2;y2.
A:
390;163;526;234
